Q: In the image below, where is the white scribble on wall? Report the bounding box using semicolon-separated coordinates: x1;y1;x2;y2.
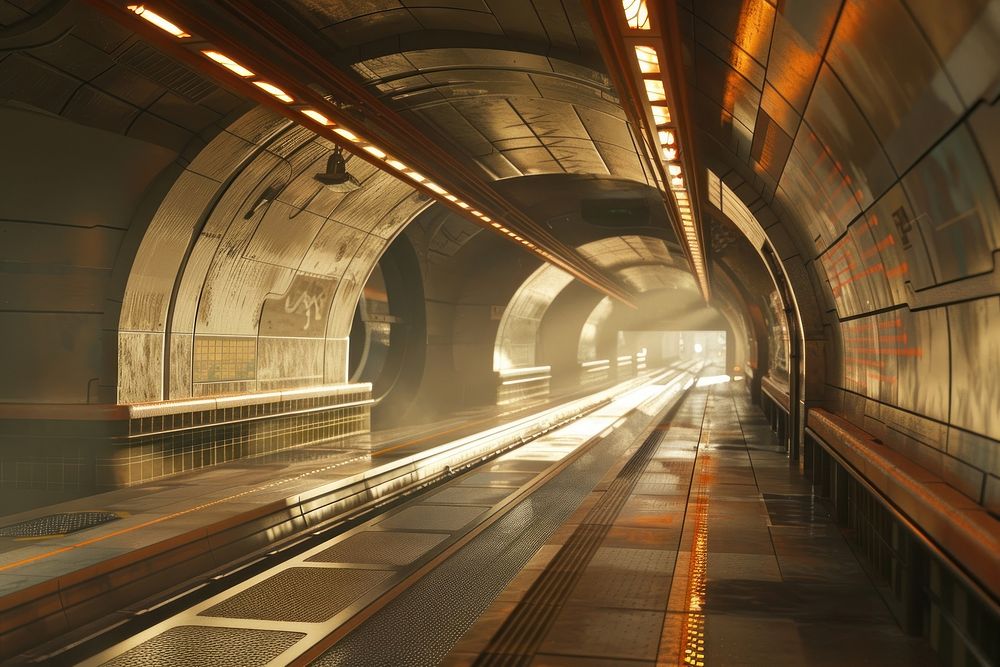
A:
284;289;326;330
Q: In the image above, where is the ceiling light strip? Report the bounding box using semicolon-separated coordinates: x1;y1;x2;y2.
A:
114;2;632;304
584;0;709;301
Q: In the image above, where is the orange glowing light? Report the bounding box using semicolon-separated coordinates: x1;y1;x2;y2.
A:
127;5;190;37
300;109;332;125
634;45;659;73
202;51;254;77
644;78;666;102
622;0;650;29
253;81;293;103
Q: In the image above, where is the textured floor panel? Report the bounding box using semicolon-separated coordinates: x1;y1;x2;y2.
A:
306;531;449;566
0;511;119;537
101;626;304;667
375;505;488;532
539;606;664;661
452;471;538;488
480;460;552;473
568;568;673;610
312;386;679;667
472;404;683;664
588;546;676;573
633;482;689;496
200;567;392;622
639;471;691;485
423;486;514;506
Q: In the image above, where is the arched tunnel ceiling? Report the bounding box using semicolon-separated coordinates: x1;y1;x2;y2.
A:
685;0;999;262
495;234;706;369
274;1;656;184
292;1;599;54
352;47;648;181
118;108;433;402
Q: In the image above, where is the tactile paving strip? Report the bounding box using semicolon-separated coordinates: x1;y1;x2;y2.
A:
313;381;689;667
200;567;392;623
472;413;676;664
306;531;449;566
101;625;304;667
0;511;119;538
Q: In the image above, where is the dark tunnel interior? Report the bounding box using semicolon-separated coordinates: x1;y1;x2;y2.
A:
0;1;997;665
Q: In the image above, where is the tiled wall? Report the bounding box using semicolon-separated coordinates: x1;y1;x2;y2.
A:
0;385;372;492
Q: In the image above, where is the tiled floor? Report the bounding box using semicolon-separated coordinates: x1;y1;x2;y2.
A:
75;374;692;666
449;380;940;666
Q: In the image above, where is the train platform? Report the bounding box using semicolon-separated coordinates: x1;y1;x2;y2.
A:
1;369;686;662
38;373;942;666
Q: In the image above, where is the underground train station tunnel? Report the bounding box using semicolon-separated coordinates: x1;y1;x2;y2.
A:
0;0;997;665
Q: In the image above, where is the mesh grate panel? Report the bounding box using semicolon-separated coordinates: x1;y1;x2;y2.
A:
423;486;514;506
375;505;487;532
0;511;119;538
102;625;303;666
307;531;448;566
200;567;392;623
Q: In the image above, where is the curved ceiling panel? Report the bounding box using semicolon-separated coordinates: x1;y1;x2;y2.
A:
294;0;597;53
578;296;614;362
352;47;649;182
118;108;431;403
274;1;653;186
576;235;673;271
493;262;574;370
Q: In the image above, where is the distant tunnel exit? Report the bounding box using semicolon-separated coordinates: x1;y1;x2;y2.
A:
622;330;727;369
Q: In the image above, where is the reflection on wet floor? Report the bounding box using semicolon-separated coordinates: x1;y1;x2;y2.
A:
450;380;940;666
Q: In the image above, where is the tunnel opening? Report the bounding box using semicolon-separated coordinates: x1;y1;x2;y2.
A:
347;232;427;427
621;330;728;372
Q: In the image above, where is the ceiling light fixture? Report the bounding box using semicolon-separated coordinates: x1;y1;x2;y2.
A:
126;5;189;37
314;147;360;192
106;1;637;305
622;0;650;30
300;109;332;125
333;127;359;142
634;45;659;73
253;81;293;103
202;50;254;77
644;79;666;101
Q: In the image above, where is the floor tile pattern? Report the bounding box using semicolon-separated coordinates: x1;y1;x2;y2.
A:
447;380;940;667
